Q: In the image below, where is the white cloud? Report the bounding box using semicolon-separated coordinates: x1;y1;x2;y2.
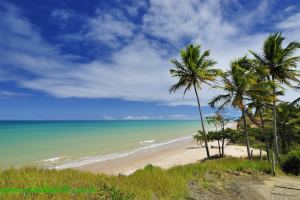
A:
18;36;196;104
284;5;297;13
277;12;300;30
124;115;149;120
123;114;192;120
0;2;197;105
123;115;164;120
273;11;300;102
0;91;29;98
84;10;136;47
225;0;271;28
167;114;192;120
122;0;147;16
142;0;270;71
0;6;56;57
143;0;236;44
51;9;80;29
0;1;299;106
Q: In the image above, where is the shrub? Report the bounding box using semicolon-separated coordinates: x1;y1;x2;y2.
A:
101;185;134;200
144;164;155;171
226;129;242;144
281;149;300;175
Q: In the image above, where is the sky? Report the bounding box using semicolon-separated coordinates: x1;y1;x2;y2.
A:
0;0;299;120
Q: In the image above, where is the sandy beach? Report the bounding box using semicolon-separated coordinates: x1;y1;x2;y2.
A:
77;140;264;175
77;122;264;175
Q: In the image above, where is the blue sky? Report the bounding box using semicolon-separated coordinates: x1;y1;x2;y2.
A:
0;0;299;120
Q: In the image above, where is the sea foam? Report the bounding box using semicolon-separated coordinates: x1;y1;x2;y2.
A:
43;157;61;162
139;140;155;144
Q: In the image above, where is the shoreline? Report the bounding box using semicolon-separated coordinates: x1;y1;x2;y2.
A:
74;121;263;175
77;140;264;175
50;135;194;170
49;121;237;171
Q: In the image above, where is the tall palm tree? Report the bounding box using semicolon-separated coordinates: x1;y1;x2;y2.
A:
209;57;254;159
247;60;276;161
170;44;221;158
250;33;300;161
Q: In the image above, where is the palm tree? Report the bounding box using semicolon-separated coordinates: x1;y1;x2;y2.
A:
209;57;254;159
250;33;300;161
170;44;221;158
247;84;273;161
247;60;276;161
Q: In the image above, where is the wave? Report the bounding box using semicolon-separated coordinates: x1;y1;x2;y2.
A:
139;140;155;144
50;135;193;170
43;157;61;162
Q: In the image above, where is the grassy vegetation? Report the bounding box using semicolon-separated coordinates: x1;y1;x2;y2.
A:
0;158;283;199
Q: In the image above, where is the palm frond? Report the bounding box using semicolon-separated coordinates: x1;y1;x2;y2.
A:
209;94;231;108
169;44;220;98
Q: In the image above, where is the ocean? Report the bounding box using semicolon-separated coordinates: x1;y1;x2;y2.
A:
0;120;212;169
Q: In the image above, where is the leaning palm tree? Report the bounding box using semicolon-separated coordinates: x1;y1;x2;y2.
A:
209;57;254;159
170;44;221;158
250;33;300;161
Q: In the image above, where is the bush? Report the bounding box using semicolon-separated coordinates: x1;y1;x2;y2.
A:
281;149;300;175
102;185;134;200
144;164;155;171
226;129;242;144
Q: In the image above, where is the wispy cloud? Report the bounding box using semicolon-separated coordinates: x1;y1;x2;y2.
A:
167;114;193;120
277;12;300;30
143;0;237;44
0;91;29;99
0;1;299;106
84;10;136;47
124;115;153;120
123;114;192;120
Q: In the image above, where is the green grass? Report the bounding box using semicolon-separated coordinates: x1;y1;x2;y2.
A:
0;158;283;199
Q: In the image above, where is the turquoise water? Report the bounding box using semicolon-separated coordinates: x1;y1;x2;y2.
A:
0;120;211;169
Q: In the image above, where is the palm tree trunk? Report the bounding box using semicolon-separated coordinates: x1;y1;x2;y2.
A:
217;140;221;156
242;108;251;159
284;135;289;154
258;109;270;162
245;109;260;126
193;83;210;158
221;125;225;157
272;76;280;162
280;127;288;154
